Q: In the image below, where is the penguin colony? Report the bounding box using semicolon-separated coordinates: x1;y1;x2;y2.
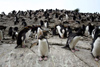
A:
0;9;100;61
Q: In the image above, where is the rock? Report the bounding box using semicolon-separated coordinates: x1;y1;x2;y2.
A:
0;37;100;67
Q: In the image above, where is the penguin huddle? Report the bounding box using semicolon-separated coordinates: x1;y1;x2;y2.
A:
10;20;100;61
1;9;100;62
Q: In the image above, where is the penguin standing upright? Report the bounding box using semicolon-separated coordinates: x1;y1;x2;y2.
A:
51;26;57;36
40;20;44;26
22;19;27;27
62;28;83;52
56;24;66;38
66;26;72;38
85;23;94;37
14;16;19;25
8;27;13;36
66;14;69;21
12;27;18;40
91;29;95;39
91;27;100;61
44;21;48;28
81;24;86;35
15;26;32;49
38;35;49;61
37;27;43;39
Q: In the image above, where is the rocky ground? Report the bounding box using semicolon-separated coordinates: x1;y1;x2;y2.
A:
0;35;100;67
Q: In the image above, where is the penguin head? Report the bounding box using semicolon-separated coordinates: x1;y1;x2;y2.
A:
24;26;33;31
14;27;18;31
76;28;84;36
94;26;100;37
38;35;45;40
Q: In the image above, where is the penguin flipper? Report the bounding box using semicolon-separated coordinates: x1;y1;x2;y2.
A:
62;33;76;49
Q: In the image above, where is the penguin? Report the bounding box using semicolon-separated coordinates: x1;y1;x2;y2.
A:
62;28;83;52
40;20;44;26
89;23;95;35
85;24;89;36
66;14;69;21
8;27;13;36
22;19;27;27
15;26;32;49
51;27;57;36
44;21;48;28
91;26;100;39
14;16;19;25
12;27;18;40
38;35;49;61
85;23;95;37
81;24;86;35
91;26;100;61
56;24;66;38
36;27;43;39
66;26;72;38
31;25;38;33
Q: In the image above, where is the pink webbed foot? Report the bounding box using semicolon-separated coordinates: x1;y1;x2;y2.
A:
95;58;99;61
99;57;100;60
22;45;26;48
39;57;43;61
44;56;48;61
71;50;75;52
75;49;79;51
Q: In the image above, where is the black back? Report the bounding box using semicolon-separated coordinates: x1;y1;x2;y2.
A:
91;26;100;51
88;23;95;35
63;27;83;49
8;27;13;36
15;26;32;48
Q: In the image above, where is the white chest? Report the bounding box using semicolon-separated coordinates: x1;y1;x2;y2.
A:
38;39;49;55
93;38;100;52
56;26;65;38
44;22;47;28
92;37;100;56
39;39;48;49
25;30;31;39
85;26;89;35
70;36;81;48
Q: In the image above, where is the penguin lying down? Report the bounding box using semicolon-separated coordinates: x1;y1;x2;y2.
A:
15;26;32;48
91;27;100;61
62;28;83;52
38;35;49;61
